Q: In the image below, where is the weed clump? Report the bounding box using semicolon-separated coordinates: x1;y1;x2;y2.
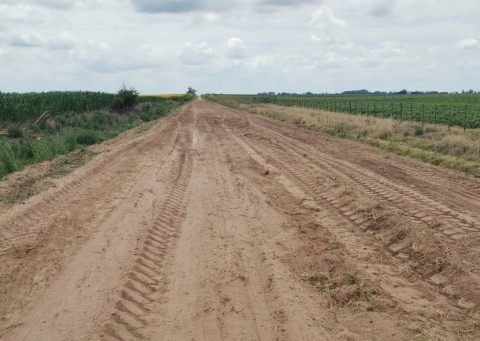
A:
0;143;19;176
7;127;24;138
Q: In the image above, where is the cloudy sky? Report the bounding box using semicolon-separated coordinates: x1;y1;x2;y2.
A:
0;0;479;94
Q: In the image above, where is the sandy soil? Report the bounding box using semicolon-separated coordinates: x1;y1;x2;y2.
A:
1;98;480;340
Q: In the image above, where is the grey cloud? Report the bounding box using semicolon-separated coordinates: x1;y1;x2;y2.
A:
259;0;322;6
35;0;77;9
368;0;396;17
131;0;230;13
5;0;101;10
33;0;99;10
131;0;323;13
10;32;45;47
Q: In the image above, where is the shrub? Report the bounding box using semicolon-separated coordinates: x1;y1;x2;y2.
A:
415;126;424;136
7;127;24;138
111;85;139;111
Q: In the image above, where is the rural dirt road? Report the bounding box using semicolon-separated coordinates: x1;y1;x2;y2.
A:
1;98;480;340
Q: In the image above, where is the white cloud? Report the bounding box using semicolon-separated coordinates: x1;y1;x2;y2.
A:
226;38;247;59
178;42;213;65
10;31;76;50
457;37;478;49
310;5;347;46
311;5;346;28
70;41;163;73
0;4;47;25
252;56;270;69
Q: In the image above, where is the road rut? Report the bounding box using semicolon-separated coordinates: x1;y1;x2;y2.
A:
1;99;480;340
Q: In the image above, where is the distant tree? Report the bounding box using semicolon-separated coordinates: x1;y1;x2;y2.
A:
187;87;197;95
397;89;408;95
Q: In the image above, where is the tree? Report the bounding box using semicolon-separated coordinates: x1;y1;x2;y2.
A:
187;86;197;95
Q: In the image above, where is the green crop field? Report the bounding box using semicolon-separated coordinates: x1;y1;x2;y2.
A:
213;93;480;129
0;91;116;123
0;90;193;179
0;92;193;125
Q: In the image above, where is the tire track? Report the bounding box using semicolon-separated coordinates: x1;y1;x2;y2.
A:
215;107;480;321
245;116;480;242
103;120;194;341
226;122;480;323
0;117;181;255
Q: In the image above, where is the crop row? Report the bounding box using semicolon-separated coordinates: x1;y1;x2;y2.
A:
0;91;116;123
247;96;480;129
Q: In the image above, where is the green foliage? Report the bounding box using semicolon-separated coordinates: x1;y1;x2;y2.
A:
415;126;424;136
0;91;115;122
67;130;102;148
210;93;480;128
111;85;139;111
76;130;102;145
187;86;197;95
0;92;190;179
31;138;55;162
0;143;19;176
7;127;24;138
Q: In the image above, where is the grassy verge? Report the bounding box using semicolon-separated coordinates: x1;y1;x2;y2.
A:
204;95;480;178
0;99;187;179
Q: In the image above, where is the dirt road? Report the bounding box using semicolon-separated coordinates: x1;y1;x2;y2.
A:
1;99;480;340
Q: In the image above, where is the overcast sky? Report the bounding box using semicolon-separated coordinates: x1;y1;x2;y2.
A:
0;0;479;94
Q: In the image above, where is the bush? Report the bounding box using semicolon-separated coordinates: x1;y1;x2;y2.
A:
415;126;424;136
111;85;139;111
7;127;24;138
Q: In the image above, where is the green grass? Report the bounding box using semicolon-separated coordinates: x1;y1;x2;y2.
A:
0;98;190;179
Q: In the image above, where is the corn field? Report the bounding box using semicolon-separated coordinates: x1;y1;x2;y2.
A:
0;91;115;123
